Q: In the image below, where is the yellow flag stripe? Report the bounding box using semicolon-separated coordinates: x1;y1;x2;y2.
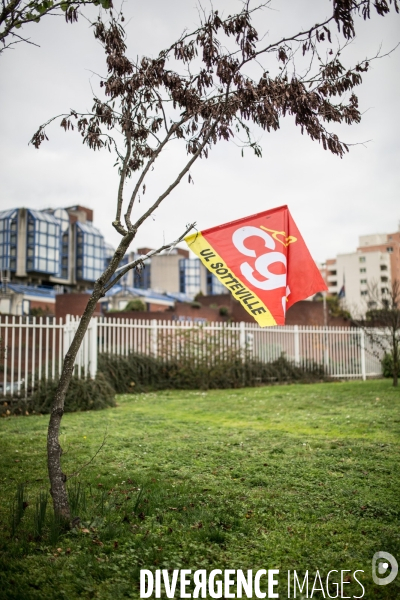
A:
185;232;276;327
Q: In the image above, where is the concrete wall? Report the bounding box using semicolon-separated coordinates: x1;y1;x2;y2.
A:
16;208;27;278
151;254;182;293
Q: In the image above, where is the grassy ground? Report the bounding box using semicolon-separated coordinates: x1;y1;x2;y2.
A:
0;380;399;599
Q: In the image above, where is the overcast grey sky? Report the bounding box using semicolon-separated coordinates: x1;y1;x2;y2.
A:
1;0;399;264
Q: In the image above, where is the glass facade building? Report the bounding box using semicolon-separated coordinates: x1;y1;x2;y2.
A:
133;255;151;289
0;206;109;288
26;210;61;274
206;270;226;295
179;257;227;296
179;258;201;296
1;206;227;295
0;209;18;272
53;208;70;280
76;222;105;282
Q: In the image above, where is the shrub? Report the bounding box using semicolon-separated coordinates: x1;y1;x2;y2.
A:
190;301;202;309
0;373;116;416
124;299;146;312
30;306;54;317
381;352;400;378
219;306;229;316
98;352;327;393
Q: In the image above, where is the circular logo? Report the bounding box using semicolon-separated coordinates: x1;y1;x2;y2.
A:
372;552;398;586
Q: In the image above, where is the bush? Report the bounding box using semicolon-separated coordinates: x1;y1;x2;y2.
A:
381;352;400;378
124;299;146;312
98;352;327;393
219;306;229;316
1;373;116;416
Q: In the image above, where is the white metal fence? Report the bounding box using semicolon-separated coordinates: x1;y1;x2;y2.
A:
97;318;384;379
0;315;385;397
0;314;97;397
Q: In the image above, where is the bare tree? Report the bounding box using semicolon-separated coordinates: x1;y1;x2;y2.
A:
360;279;400;387
30;0;399;522
0;0;111;53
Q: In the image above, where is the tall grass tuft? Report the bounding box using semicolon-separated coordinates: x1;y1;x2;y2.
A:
68;481;87;518
48;512;62;547
33;490;48;539
10;483;27;537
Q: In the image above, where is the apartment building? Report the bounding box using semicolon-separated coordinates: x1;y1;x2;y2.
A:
0;204;236;316
323;227;400;315
0;205;106;290
123;248;225;297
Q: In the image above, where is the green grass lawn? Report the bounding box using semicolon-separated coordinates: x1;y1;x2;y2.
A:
0;380;399;599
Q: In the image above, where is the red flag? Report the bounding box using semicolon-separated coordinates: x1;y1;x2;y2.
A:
185;205;327;326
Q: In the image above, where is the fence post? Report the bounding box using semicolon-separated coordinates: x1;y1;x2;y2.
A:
324;327;329;373
239;321;246;360
294;325;300;366
151;319;158;358
89;317;98;378
63;314;70;356
360;329;366;381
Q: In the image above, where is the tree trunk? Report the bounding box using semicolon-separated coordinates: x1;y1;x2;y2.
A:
46;231;134;522
393;349;398;387
392;336;398;387
47;288;103;522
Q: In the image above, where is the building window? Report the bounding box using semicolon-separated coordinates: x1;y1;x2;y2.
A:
359;256;366;263
61;232;69;279
360;279;367;284
359;268;366;273
53;208;70;279
133;263;151;289
179;258;201;296
360;290;368;296
329;270;337;276
380;264;388;271
0;209;18;272
26;210;60;274
381;276;388;283
206;271;226;295
387;247;393;253
381;287;388;295
76;222;105;282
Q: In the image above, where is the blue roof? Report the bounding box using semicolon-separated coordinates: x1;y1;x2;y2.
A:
28;209;60;225
105;285;175;304
76;221;103;236
0;209;17;220
7;283;56;298
165;291;194;303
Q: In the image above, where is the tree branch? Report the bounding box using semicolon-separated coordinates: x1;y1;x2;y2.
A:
131;120;217;234
113;130;131;235
103;221;196;293
124;118;186;231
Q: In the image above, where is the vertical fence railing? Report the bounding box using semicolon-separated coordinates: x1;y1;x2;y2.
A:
95;318;384;379
0;314;97;398
0;315;387;398
63;315;98;378
0;315;64;398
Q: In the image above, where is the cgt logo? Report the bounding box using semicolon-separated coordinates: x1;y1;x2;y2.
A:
232;226;293;314
232;226;288;292
372;552;398;586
